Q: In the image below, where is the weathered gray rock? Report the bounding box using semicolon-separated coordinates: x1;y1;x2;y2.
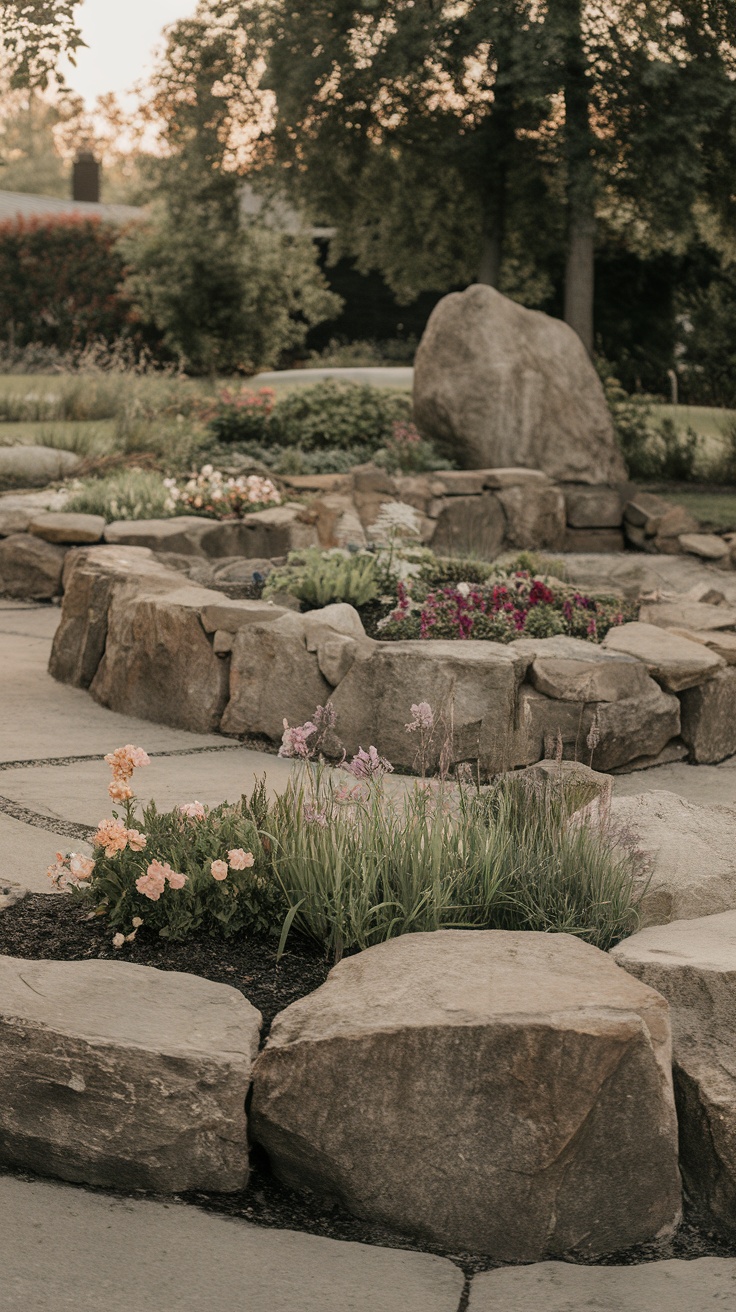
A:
563;485;623;528
602;621;725;691
331;640;524;774
654;505;700;542
199;507;319;558
638;600;736;632
222;611;332;740
679;532;730;560
564;527;626;552
529;653;651;702
496;483;567;550
0;444;80;486
0;505;33;536
482;467;552;489
680;666;736;763
49;546;182;688
608;790;736;927
303;602;368;645
516;682;680;773
251;931;680;1261
104;517;217;556
315;633;360;686
200;598;288;634
428;494;506;559
91;584;231;733
673;628;736;664
0;955;261;1193
468;1259;736;1312
0;532;66;599
211;556;274;583
29;512;105;545
613;911;736;1237
413;285;627;484
623;491;671;531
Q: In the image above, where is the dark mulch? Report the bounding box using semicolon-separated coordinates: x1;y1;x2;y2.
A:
0;893;329;1037
2;893;736;1278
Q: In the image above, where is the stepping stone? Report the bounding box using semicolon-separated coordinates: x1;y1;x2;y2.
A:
613;909;736;1238
0;956;261;1192
1;1174;464;1312
468;1258;736;1311
679;531;730;561
250;930;681;1262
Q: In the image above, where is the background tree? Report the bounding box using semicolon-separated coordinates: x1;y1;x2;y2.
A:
0;1;83;88
121;18;340;373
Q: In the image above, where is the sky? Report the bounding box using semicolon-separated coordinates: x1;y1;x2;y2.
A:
61;0;198;106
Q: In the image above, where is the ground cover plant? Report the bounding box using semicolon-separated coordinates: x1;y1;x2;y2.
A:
48;713;643;964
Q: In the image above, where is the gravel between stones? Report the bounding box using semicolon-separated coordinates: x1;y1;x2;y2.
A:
3;894;736;1277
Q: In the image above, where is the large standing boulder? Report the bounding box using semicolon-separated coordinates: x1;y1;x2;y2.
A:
250;931;680;1261
613;911;736;1237
609;791;736;927
413;285;627;484
679;667;736;763
0;956;261;1193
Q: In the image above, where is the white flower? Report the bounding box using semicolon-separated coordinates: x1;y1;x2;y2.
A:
456;582;471;598
368;502;421;543
112;933;125;949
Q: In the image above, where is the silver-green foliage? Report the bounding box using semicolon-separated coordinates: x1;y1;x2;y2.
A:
263;548;379;608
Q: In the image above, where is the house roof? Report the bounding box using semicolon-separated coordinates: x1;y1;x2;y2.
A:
0;188;143;225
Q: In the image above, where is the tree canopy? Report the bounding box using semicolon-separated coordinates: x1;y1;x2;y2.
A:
0;1;84;87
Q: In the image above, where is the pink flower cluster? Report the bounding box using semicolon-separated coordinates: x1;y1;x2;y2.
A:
104;743;150;802
344;746;394;781
135;859;187;901
164;466;281;520
405;701;434;733
47;851;95;890
279;703;336;760
93;818;147;857
177;800;207;820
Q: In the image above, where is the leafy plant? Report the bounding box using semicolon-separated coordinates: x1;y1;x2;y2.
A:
263;548;380;608
209;387;275;445
268;381;412;453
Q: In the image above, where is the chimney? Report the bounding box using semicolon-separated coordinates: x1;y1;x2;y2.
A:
72;152;100;204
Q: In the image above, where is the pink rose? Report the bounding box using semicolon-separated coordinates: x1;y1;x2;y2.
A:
125;829;147;852
167;869;187;890
69;853;95;881
211;860;228;881
178;801;206;821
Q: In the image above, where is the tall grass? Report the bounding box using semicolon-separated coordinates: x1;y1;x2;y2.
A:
267;768;643;961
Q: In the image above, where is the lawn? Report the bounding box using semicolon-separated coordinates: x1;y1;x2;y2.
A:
649;486;736;531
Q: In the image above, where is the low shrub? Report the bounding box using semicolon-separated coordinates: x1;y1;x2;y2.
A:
263;548;380;609
376;569;636;643
164;466;281;518
49;719;644;960
65;469;175;522
208;387;275;446
208;379;413;456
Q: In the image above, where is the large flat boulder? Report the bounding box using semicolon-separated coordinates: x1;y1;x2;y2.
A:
49;545;184;688
563;485;623;528
0;956;261;1193
679;667;736;763
413;285;627;484
29;512;105;545
198;506;319;558
330;640;524;775
609;790;736;926
103;517;217;556
0;532;66;599
0;444;80;486
250;931;680;1261
602;621;725;691
90;583;231;732
637;599;736;631
613;911;736;1237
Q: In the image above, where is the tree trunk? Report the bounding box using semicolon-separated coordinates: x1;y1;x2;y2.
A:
478;224;502;286
562;0;596;355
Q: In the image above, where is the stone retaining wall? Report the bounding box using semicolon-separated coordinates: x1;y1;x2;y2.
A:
45;543;736;772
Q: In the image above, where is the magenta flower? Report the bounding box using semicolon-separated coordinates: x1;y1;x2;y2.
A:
344;746;394;780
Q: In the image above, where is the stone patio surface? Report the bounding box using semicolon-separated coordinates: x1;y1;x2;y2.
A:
469;1258;736;1310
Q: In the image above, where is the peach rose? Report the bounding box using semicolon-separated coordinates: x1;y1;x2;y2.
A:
227;848;255;870
211;860;228;881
